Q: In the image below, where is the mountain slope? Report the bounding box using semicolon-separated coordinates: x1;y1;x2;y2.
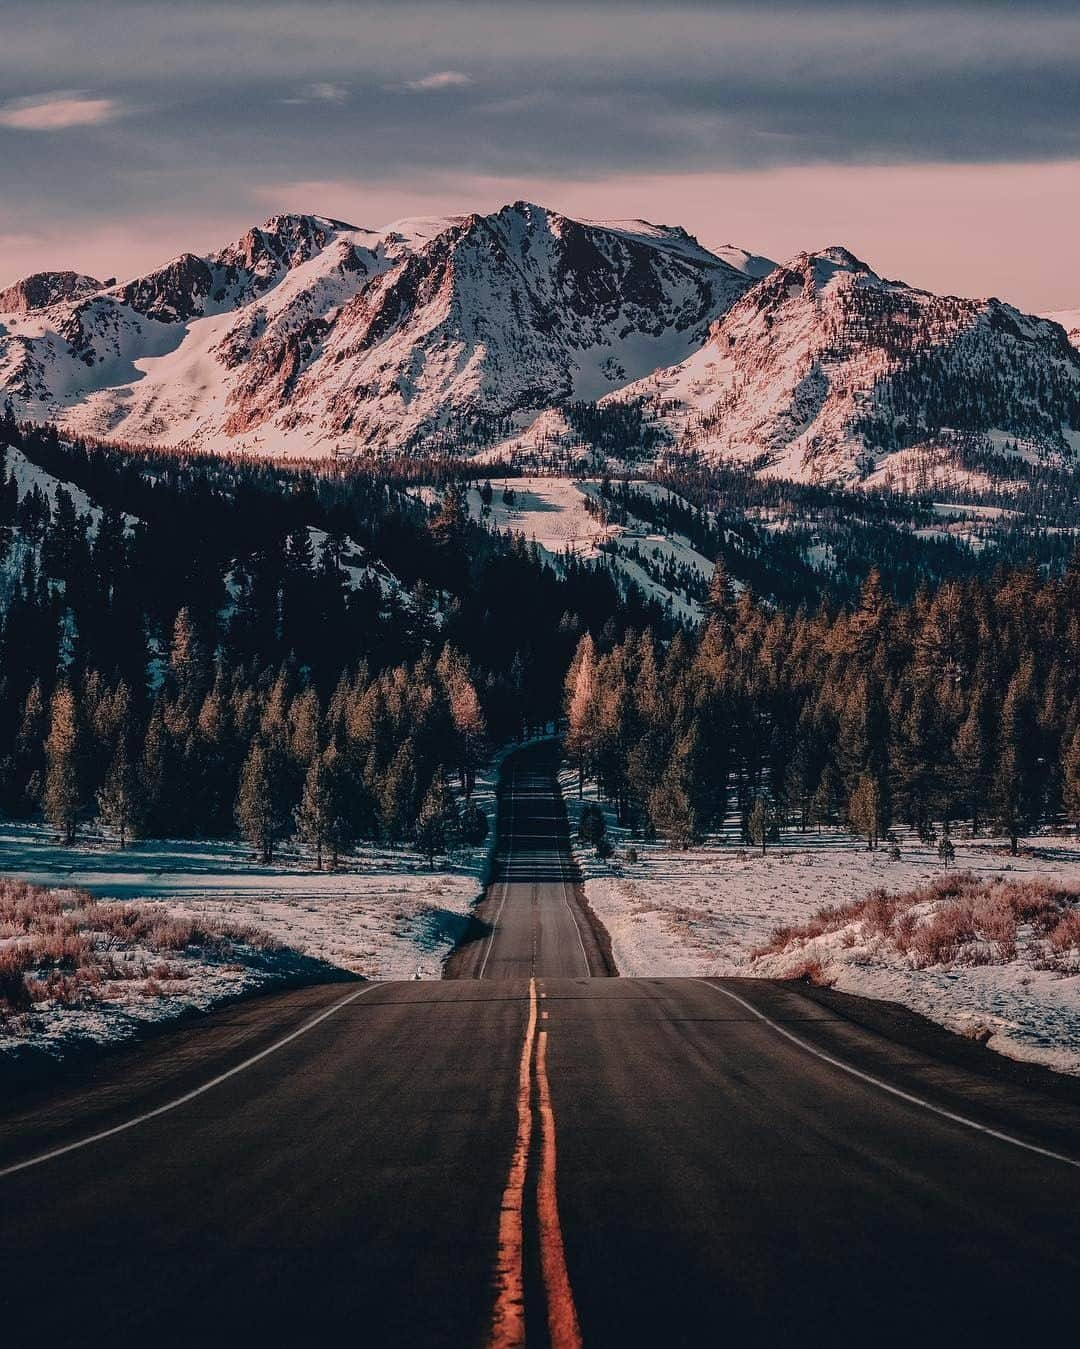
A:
1045;308;1080;349
611;247;1080;488
0;205;765;457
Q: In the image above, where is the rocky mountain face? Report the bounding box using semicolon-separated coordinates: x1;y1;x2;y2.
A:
0;271;104;314
609;248;1080;488
0;206;764;456
3;212;1079;491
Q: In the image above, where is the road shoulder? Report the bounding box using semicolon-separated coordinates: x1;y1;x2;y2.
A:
0;980;363;1170
710;976;1080;1160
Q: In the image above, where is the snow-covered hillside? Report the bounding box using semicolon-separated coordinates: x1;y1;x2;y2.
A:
453;476;713;621
0;205;764;458
610;247;1080;488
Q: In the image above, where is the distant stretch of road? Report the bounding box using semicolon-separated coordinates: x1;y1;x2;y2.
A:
444;747;613;981
1;743;1079;1346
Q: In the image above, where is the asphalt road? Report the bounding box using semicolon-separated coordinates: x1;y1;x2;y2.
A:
2;744;1079;1346
444;744;613;980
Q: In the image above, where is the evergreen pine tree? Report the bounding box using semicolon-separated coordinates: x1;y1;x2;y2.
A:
991;659;1040;854
42;683;83;845
236;739;289;864
648;734;699;848
705;558;735;629
952;687;994;834
380;739;418;843
461;799;489;847
1062;726;1080;836
295;749;334;869
748;795;771;856
415;768;459;868
11;679;46;815
97;735;138;848
848;773;882;851
564;633;597;796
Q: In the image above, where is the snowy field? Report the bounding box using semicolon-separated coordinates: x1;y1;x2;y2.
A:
561;774;1080;1075
0;754;510;1059
0;877;330;1062
0;829;483;1061
0;826;481;973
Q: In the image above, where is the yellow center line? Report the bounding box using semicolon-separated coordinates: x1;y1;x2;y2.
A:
535;1029;583;1349
487;977;538;1349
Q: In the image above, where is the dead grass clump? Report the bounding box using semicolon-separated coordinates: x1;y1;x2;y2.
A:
0;878;65;935
755;873;1080;973
0;944;35;1011
860;890;899;937
1046;909;1080;972
0;878;282;1021
785;956;834;987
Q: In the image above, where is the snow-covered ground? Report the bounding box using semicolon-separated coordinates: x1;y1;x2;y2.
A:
561;772;1080;1075
0;750;511;1059
0;827;482;1061
456;476;712;621
0;879;325;1062
464;477;617;557
0;824;481;976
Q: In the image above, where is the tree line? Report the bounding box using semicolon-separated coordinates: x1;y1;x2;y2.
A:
565;557;1080;853
21;630;491;865
0;425;675;858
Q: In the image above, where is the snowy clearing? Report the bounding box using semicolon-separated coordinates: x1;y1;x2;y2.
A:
0;823;481;973
0;876;330;1063
561;772;1080;1075
0;750;511;1059
457;475;711;621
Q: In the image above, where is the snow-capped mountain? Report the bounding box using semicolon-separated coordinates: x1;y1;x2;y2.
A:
0;205;766;456
611;247;1080;488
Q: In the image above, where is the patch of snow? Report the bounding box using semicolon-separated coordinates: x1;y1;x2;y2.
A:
458;475;711;620
3;443;137;530
561;771;1080;1074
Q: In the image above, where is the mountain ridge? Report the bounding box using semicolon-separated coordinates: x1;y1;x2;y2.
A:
600;245;1080;488
0;203;763;457
3;208;1080;493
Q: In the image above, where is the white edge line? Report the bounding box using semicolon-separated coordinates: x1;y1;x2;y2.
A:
0;982;377;1180
479;871;512;980
699;980;1080;1171
558;850;591;977
479;764;516;980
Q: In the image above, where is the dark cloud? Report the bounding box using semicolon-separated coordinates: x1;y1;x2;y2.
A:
1;2;1079;230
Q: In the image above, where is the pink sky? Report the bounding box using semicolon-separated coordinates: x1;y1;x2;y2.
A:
3;161;1078;315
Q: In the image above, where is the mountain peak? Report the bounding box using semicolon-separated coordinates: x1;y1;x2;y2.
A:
808;245;872;272
777;246;877;294
0;270;103;314
618;240;1080;490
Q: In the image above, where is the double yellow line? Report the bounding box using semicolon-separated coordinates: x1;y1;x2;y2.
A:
487;978;582;1349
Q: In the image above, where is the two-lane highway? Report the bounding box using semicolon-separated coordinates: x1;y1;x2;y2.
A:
2;743;1079;1346
445;745;612;980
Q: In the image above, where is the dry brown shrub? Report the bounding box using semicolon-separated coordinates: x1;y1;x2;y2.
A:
1047;908;1080;956
784;956;834;986
0;878;282;1018
756;872;1080;972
